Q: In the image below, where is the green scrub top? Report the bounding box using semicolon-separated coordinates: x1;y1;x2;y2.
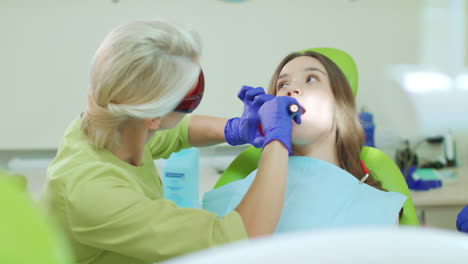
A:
39;115;247;264
0;171;73;264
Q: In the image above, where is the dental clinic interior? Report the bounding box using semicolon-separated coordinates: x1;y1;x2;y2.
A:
1;0;468;263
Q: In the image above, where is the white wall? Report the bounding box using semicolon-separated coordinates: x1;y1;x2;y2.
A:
1;0;427;150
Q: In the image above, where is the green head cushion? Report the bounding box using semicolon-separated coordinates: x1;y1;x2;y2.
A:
300;47;358;96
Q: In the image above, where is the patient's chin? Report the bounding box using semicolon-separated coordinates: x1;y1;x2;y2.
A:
291;128;329;147
291;136;313;146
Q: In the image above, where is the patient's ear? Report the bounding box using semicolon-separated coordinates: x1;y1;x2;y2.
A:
144;118;162;131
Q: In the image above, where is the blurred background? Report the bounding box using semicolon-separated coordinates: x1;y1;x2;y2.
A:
1;0;467;230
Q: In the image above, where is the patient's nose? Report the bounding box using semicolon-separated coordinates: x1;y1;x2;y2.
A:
287;84;302;97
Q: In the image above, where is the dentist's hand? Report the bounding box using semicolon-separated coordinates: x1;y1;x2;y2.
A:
224;86;274;147
456;205;468;232
257;96;302;155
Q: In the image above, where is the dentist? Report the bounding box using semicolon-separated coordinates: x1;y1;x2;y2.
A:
39;19;301;264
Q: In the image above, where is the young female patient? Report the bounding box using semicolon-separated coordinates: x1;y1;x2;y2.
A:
203;48;406;232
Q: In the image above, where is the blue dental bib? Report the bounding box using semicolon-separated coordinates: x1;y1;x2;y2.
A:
203;156;407;232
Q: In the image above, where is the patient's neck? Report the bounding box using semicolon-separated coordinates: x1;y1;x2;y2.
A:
292;134;339;167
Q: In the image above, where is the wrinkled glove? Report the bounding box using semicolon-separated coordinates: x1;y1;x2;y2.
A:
225;86;274;147
456;205;468;232
257;96;302;155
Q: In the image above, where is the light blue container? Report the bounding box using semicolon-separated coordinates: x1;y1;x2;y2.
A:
163;148;200;208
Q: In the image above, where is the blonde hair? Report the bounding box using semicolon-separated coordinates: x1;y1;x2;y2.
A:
268;51;384;191
81;20;202;149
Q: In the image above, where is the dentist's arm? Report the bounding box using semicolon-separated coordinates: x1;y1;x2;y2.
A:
235;96;302;238
235;141;288;237
188;116;227;147
188;86;270;148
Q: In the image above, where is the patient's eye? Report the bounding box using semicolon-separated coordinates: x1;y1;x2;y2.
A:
307;76;318;83
277;82;288;90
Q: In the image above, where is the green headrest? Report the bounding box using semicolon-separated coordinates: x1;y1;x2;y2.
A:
300;47;358;96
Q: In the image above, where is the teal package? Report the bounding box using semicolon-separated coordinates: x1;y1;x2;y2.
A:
413;168;441;181
202;156;407;232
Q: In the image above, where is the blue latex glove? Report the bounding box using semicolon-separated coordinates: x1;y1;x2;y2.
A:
257;96;302;155
225;86;274;147
456;205;468;232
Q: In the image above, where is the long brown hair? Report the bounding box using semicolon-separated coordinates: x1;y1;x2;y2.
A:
268;51;384;190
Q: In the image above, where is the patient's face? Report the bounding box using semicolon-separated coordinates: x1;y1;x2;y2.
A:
275;56;336;145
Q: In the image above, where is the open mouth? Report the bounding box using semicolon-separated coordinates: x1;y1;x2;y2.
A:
289;103;306;115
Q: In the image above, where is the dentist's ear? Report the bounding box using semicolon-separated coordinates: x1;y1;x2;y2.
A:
144;118;162;131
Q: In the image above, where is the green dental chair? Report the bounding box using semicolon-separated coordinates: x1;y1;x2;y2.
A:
214;48;418;226
0;170;73;263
